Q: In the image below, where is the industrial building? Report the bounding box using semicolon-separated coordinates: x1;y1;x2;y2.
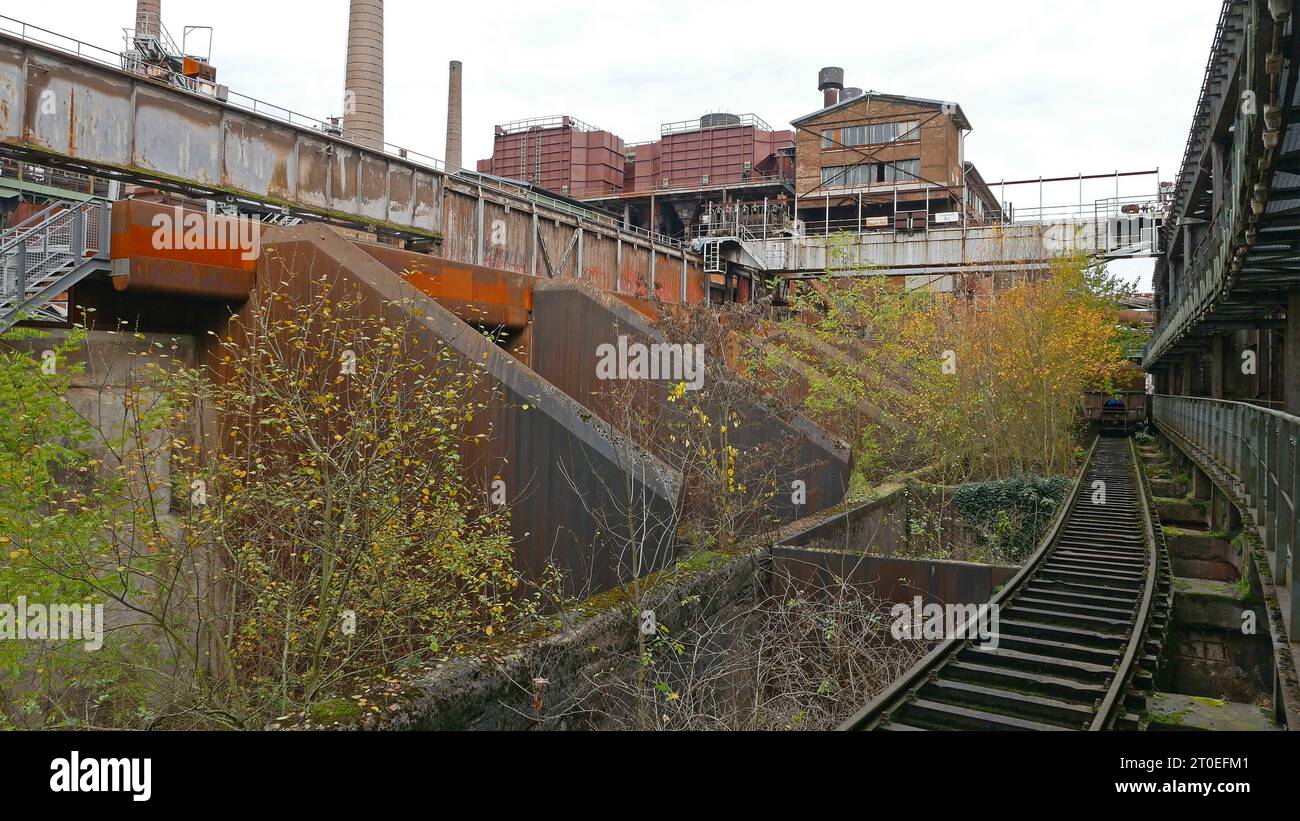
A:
479;111;795;243
790;68;1003;234
475;116;626;198
475;67;1003;247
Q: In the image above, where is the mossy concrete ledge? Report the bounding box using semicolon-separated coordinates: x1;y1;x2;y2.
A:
1144;693;1277;731
303;546;771;730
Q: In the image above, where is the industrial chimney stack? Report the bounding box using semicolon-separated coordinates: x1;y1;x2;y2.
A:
135;0;161;40
343;0;385;149
818;66;844;108
446;60;462;173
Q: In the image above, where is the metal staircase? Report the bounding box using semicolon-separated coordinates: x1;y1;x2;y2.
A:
699;225;787;275
1;198;111;330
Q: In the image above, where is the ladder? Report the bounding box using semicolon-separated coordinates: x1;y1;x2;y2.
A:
1;199;112;331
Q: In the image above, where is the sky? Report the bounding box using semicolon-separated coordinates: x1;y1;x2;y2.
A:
5;0;1225;287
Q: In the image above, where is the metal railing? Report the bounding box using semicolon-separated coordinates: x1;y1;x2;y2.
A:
1166;0;1247;231
496;115;601;134
0;15;691;253
660;113;773;136
0;157;110;198
573;169;794;201
1153;394;1297;626
467;174;685;249
0;14;452;175
1;198;111;328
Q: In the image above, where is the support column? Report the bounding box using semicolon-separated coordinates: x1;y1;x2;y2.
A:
1211;335;1226;399
1288;288;1300;415
1184;353;1199;396
1211;141;1225;216
1192;465;1212;500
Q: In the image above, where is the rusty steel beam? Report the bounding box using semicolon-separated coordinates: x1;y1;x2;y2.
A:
0;30;442;237
107;200;256;299
356;242;533;330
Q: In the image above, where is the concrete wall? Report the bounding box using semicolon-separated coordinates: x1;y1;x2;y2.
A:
772;491;1016;605
771;545;1017;609
780;490;907;553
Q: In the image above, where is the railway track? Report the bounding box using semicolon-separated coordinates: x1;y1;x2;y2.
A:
841;436;1171;730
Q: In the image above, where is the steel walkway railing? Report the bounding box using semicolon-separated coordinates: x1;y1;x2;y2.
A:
1152;394;1298;629
1;198;111;330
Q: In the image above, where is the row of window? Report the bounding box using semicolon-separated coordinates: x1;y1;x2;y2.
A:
821;120;920;149
820;159;921;188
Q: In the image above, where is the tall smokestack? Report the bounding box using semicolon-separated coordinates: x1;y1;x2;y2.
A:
818;66;844;108
343;0;384;149
136;0;161;40
446;60;462;173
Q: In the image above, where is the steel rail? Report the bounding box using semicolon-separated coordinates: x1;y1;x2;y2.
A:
840;435;1164;731
837;436;1098;731
1088;436;1158;730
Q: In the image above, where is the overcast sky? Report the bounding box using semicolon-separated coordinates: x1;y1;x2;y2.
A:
9;0;1224;286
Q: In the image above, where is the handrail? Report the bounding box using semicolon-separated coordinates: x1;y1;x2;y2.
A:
1165;0;1243;230
1157;393;1300;427
0;200;72;252
1152;394;1297;629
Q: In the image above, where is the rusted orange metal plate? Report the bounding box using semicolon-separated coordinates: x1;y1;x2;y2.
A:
111;199;258;272
356;242;533;330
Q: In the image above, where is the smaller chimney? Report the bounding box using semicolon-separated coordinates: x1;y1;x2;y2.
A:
446;60;462;173
818;66;844;108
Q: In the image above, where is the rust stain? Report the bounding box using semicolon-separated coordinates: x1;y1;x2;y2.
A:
270;157;289;198
66;89;75;155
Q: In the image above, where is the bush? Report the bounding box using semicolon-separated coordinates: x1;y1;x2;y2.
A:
952;474;1071;564
0;276;535;728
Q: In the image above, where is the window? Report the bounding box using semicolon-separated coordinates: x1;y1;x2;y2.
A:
821;165;851;186
887;158;921;182
839;121;921;147
820;158;921;188
822;129;835;149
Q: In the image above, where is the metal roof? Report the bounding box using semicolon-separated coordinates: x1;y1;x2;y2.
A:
790;91;972;131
